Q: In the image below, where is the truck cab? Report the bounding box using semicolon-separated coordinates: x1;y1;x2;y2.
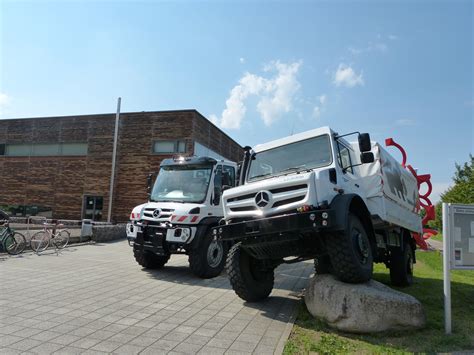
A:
128;156;238;278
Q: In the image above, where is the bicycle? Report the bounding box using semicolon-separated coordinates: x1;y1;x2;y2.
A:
30;220;70;254
0;210;27;255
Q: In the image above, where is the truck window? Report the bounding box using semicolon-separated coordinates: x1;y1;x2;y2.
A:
223;165;236;186
247;135;332;182
337;143;353;174
213;165;223;205
151;165;212;203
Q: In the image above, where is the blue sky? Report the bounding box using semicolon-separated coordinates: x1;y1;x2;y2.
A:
0;0;472;202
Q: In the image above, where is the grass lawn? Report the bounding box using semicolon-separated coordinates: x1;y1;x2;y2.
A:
284;250;474;354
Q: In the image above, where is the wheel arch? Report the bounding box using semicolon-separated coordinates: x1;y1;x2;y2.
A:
329;193;376;254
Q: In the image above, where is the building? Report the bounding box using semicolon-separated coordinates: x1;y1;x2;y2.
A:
0;110;242;222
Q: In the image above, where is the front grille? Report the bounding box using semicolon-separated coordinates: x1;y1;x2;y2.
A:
230;206;258;212
143;207;174;220
272;196;305;208
228;193;256;203
270;184;307;194
226;183;308;215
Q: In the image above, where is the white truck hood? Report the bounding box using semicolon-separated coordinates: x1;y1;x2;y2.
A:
222;171;317;219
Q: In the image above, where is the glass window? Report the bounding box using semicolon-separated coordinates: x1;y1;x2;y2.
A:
62;143;88;155
178;141;186;153
32;144;60;156
213;165;223;205
151;165;213;203
247;135;332;182
6;144;31;156
223;165;236;186
338;143;353;174
0;144;5;155
153;140;186;154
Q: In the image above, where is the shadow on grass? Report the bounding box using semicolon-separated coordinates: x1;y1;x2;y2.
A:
289;272;474;353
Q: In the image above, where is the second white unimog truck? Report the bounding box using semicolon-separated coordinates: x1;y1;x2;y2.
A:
213;126;424;302
127;156;238;278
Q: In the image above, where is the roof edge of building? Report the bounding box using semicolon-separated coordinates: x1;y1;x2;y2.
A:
193;110;243;150
0;109;201;122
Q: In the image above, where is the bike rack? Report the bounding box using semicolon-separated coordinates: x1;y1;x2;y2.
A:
26;216;47;240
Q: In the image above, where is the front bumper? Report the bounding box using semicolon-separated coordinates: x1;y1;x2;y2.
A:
214;209;337;243
130;222;195;255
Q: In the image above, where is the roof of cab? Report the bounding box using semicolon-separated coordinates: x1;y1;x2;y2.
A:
252;126;333;153
160;156;235;167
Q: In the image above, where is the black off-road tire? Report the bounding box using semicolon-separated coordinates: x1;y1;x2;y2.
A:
189;230;227;279
314;255;332;274
389;242;414;287
226;243;274;302
133;246;169;269
326;213;373;283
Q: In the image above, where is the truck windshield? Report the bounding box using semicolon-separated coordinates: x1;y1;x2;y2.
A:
247;135;332;182
150;165;213;203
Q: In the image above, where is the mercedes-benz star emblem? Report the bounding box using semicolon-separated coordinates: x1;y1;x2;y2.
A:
152;209;162;218
255;191;271;208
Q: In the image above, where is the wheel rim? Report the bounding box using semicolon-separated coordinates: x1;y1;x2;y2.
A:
54;231;69;249
5;236;20;254
207;240;224;268
9;233;26;254
353;227;370;264
31;233;49;252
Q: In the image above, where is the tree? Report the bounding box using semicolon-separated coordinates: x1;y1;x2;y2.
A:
431;154;474;229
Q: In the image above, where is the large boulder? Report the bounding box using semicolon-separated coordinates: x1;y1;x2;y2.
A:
305;274;426;333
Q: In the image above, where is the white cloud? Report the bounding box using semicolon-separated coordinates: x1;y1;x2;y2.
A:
239;57;245;64
211;60;302;129
319;94;327;105
312;94;327;119
333;64;364;88
348;35;395;55
395;119;416;126
0;93;10;106
429;182;452;204
0;93;11;117
312;106;321;119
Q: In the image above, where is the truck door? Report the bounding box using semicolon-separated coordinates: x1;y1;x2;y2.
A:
336;141;360;194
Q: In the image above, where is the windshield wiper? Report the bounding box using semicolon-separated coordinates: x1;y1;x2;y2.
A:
250;173;272;180
280;165;307;173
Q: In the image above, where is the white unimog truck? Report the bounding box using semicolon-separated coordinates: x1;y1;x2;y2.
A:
127;156;238;278
214;126;423;301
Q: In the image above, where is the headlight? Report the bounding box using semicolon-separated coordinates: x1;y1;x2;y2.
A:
181;228;191;239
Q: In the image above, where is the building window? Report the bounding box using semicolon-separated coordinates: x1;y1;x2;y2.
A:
62;143;88;156
6;144;31;156
0;144;5;156
153;140;186;154
32;144;60;156
3;143;88;156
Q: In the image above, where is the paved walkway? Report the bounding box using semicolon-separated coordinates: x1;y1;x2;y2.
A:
0;241;313;354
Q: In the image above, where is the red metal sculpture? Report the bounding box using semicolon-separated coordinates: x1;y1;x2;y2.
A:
385;138;437;250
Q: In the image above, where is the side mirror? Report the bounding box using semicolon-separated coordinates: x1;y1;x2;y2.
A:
360;152;375;164
358;133;371;152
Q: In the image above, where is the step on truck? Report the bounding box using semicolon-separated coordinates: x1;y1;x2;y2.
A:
213;126;434;301
127;156;238;278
